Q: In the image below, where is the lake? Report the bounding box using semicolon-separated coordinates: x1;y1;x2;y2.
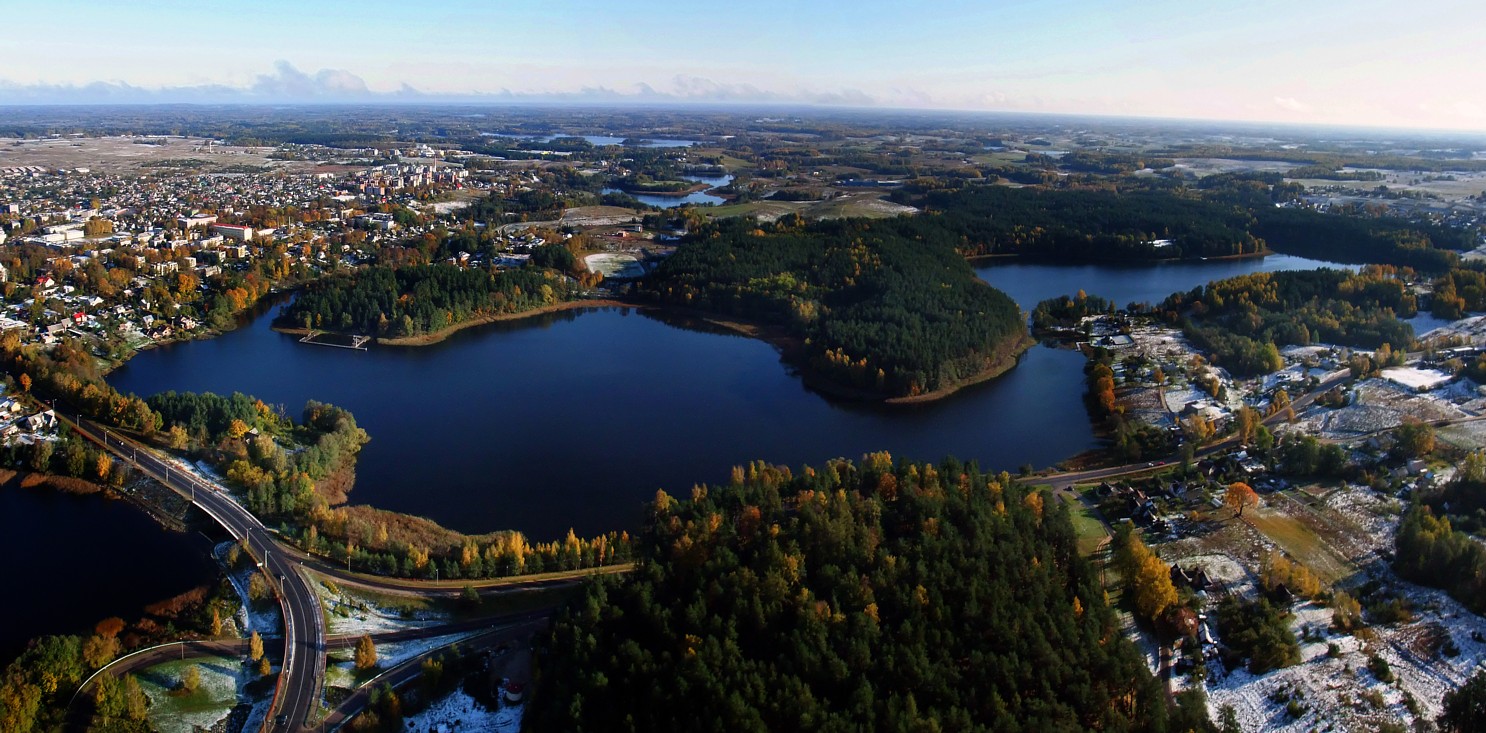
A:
973;254;1356;313
602;174;733;209
0;484;216;664
481;133;700;148
107;254;1348;542
108;307;1092;540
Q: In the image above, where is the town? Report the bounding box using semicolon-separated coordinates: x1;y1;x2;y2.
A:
5;102;1486;733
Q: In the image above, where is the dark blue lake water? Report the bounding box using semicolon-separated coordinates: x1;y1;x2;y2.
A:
105;254;1348;541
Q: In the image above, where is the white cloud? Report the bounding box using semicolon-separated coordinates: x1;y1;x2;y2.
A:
1272;96;1309;113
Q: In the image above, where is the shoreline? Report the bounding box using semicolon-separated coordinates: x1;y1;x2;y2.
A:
272;297;638;347
965;249;1274;266
634;304;1037;406
614;181;712;197
278;294;1038;406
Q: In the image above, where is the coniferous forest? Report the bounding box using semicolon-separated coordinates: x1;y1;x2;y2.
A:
641;217;1028;398
528;454;1182;733
277;264;579;337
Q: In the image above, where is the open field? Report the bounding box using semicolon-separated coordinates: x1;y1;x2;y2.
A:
1066;497;1110;556
0;136;300;172
136;655;253;733
705;193;915;222
705;200;807;221
1243;502;1358;585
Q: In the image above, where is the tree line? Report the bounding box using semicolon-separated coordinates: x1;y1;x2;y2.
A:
278;263;580;337
148;391;369;519
1157;268;1417;376
528;453;1193;731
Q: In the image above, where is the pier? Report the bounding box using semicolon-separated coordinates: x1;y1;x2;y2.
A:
298;331;370;350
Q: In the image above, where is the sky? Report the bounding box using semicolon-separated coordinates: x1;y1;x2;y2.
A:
3;0;1484;131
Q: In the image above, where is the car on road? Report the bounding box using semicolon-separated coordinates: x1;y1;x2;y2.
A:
275;714;289;726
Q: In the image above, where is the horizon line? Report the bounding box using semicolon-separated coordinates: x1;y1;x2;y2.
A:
0;100;1483;141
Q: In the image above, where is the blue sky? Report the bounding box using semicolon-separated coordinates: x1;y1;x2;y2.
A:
4;0;1484;130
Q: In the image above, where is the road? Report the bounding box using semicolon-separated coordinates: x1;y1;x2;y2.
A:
59;407;609;732
70;611;553;721
64;412;325;733
318;615;547;731
1039;369;1352;490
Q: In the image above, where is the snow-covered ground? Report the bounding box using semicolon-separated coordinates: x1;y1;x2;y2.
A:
1380;366;1454;392
1294;378;1472;442
583;252;645;278
216;541;281;636
1205;582;1486;731
315;580;449;637
1416;314;1486;346
1162;385;1208;414
136;656;246;733
326;632;480;691
402;687;522;733
426;200;471;215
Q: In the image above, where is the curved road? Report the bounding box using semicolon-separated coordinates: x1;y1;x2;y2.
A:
73;611;553;705
61;411;324;733
59;408;615;732
56;366;1356;730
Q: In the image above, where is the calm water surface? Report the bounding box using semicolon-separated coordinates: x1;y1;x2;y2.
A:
603;174;732;208
974;254;1355;313
106;254;1348;541
0;486;215;663
108;307;1090;539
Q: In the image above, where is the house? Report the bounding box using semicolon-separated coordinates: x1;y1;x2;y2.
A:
24;410;56;433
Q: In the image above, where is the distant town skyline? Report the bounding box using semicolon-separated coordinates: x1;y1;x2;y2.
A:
4;0;1484;132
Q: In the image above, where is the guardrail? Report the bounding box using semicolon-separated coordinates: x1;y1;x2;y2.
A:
63;414;291;733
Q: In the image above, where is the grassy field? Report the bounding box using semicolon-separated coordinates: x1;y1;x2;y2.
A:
704;200;804;220
137;655;247;732
1065;497;1111;557
1245;503;1358;585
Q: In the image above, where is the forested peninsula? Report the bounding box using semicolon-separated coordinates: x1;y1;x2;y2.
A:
275;262;587;345
639;217;1029;400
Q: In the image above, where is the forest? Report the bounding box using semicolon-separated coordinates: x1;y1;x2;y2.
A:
640;216;1027;398
1431;266;1486;319
871;181;1467;272
1250;206;1468;271
912;186;1266;261
1032;291;1116;331
527;454;1192;732
1157;268;1417;376
148;391;369;518
1395;505;1486;614
277;263;581;338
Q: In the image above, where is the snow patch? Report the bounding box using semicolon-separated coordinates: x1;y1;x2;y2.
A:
402;687;522;733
